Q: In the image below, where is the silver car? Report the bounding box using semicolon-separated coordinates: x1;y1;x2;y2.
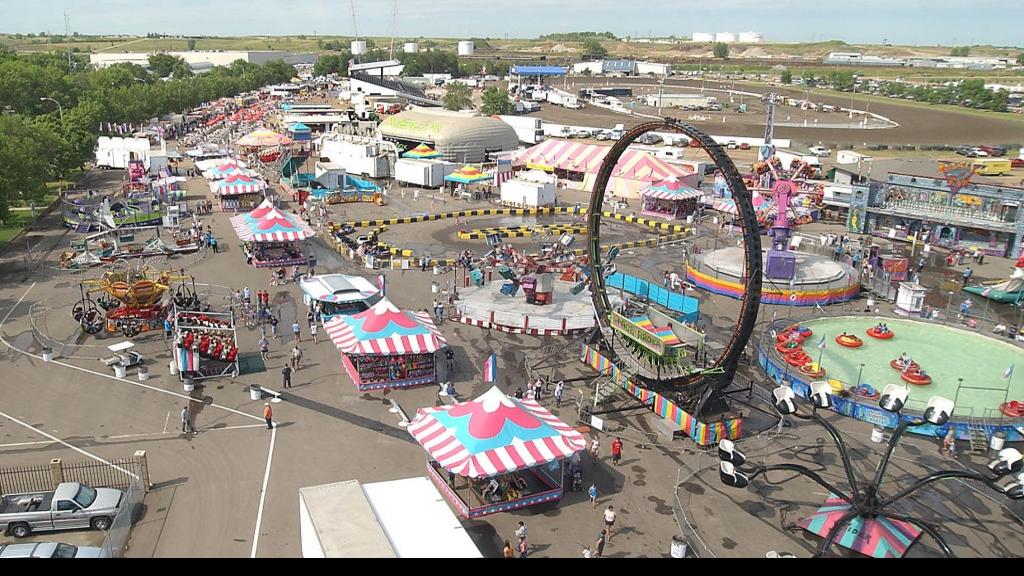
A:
0;542;107;558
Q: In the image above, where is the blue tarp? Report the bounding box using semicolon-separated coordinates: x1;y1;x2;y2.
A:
511;66;567;77
605;273;699;323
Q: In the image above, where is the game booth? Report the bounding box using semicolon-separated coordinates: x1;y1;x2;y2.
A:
172;309;240;383
211;174;268;212
202;160;258;181
640;178;702;220
324;298;446;391
150;176;188;202
299;274;382;322
230;199;315;268
408;386;587;519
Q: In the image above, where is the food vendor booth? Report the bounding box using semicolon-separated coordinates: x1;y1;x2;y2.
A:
230;199;315;268
324;298;446;391
408;386;586;519
211;174;268;212
151;176;188;201
445;165;493;197
203;161;258;181
640;178;702;220
236;128;293;149
299;274;382;322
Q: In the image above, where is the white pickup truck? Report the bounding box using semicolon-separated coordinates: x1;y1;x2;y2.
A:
1;483;123;538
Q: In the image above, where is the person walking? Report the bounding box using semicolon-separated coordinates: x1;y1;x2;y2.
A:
445;348;455;372
514;521;527;541
517;536;528;559
554;380;565;408
290;345;302;370
292;321;301;343
270;315;279;339
243;286;252;304
181;405;195;434
590;436;600;460
263;403;274;429
503;540;514;558
281;364;293;389
594;531;606;558
588;483;599;508
610;437;624;466
532;380;542;402
210;235;218;253
603;506;617;540
962;266;973;284
259;336;270;361
309;320;318;344
164;317;173;339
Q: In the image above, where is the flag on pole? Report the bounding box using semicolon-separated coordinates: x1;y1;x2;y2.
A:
377;274;386;297
817;336;827;350
483;353;497;383
1004;364;1015;379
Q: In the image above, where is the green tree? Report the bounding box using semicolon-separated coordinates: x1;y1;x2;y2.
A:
186;38;197;51
1017;53;1024;66
0;114;55;218
480;87;512;116
314;53;348;76
950;46;970;57
780;70;793;84
443;82;473;111
583;38;608;58
148;53;189;78
713;42;729;59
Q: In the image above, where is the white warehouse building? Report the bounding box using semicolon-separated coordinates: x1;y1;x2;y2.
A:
714;32;737;43
89;50;316;69
738;32;764;43
691;32;715;43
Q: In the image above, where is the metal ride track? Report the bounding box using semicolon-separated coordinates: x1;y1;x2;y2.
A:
587;119;763;415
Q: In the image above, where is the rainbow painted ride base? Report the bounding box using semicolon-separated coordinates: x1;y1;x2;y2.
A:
688;247;859;306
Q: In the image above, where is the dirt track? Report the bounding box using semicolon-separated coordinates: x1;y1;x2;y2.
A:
529;77;1024;148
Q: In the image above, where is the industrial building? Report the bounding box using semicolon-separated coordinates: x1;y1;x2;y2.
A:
89;50;317;70
642;93;714;109
378;108;519;163
690;32;763;44
571;60;672;76
824;52;1014;70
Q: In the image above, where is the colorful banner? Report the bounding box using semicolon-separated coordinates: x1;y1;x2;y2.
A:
176;347;199;372
687;265;860;307
580;345;741;446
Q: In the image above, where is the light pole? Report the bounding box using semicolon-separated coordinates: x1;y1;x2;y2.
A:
855;363;865;388
39;97;63;123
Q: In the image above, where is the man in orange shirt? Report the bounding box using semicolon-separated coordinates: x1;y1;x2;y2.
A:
263;403;273;429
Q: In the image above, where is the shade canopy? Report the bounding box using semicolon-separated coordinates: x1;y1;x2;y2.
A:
642;178;703;201
408;386;587;478
237;128;293;147
230;201;315;242
210;173;267;196
299;274;380;304
516;140;694;181
797;495;922;559
324;298;446;355
445;165;492;184
402;143;443;159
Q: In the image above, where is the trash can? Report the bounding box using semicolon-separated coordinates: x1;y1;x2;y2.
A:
431;281;440;294
169;360;178;376
249;384;262;401
871;426;885;444
138;365;149;382
183;377;195;393
990;431;1006;452
41;346;54;362
433;265;441;275
670;536;688;558
113;364;127;378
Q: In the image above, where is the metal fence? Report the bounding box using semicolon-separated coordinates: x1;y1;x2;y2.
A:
0;463;53;496
100;476;144;558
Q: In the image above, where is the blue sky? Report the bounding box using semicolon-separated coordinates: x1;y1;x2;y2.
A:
3;0;1021;46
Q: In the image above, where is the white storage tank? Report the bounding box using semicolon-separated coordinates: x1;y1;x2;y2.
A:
403;42;419;54
714;32;737;44
738;32;764;44
351;40;367;55
457;41;475;56
691;32;714;43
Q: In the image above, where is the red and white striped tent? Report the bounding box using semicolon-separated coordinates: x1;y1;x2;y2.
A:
408;386;586;478
230;200;315;243
641;177;704;201
324;298;446;356
210;173;267;196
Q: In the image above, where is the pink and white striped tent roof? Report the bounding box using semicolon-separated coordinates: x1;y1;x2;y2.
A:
210;173;267;196
408;386;587;478
324;298;446;355
229;202;315;242
642;177;703;201
515;139;694;181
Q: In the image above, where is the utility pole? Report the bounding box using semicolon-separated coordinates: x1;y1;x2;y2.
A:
64;12;74;71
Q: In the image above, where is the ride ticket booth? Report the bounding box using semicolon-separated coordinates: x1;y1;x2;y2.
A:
408;386;586;519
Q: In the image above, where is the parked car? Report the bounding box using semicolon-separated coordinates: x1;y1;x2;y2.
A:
1;482;123;538
637;133;662;145
595;130;610;141
808;145;832;157
739;142;751;151
0;542;107;558
1011;158;1024;168
726;140;738;149
978;145;1006;157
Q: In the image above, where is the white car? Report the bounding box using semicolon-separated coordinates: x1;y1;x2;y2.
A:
0;542;108;558
808;146;832;157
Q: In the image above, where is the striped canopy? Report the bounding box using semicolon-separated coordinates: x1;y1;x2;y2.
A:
324;298;446;355
642;178;703;201
516;139;694;181
403;143;442;159
408;386;586;478
237;129;293;147
230;203;315;242
205;162;258;180
210;173;267;196
445;165;492;184
797;495;922;558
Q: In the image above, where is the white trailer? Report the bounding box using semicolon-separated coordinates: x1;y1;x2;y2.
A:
299;478;481;558
497;115;544;144
320;137;391;178
500;170;557;208
776;149;821;176
394;158;458;188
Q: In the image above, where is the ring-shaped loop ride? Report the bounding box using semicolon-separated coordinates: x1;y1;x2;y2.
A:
587;119;763;391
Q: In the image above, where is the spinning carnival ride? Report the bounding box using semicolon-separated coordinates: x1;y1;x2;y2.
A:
72;265;201;337
586;119;763;419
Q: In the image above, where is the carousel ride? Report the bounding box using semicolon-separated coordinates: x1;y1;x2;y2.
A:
72;265;202;337
586;118;763;421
